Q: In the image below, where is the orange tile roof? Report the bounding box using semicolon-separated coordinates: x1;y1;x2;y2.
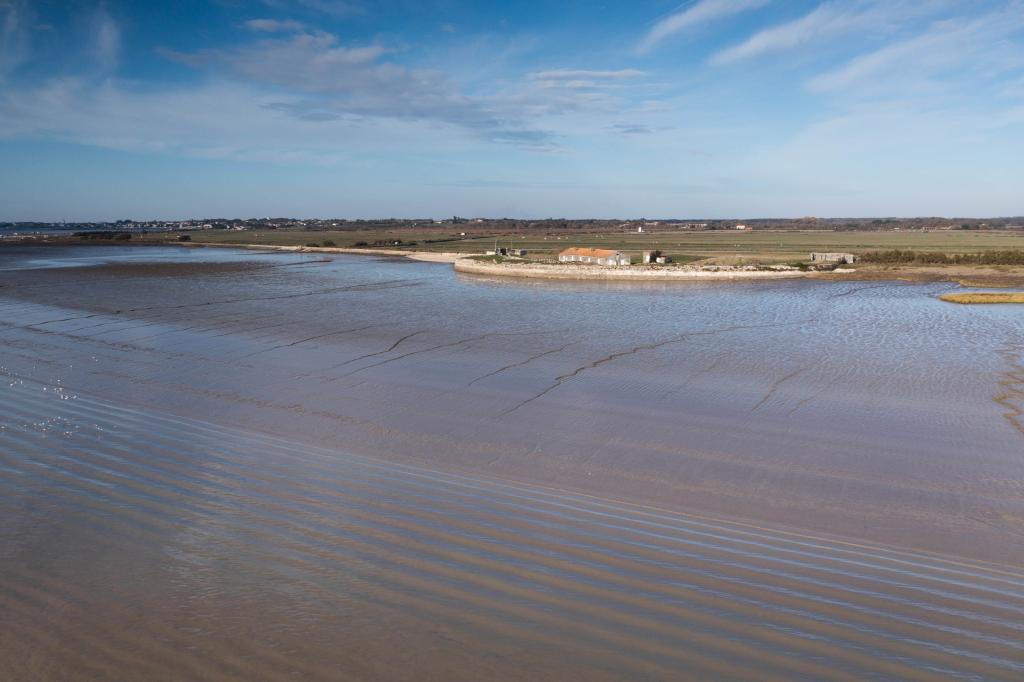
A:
559;247;620;258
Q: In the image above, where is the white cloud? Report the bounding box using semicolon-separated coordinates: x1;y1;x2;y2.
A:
243;18;307;33
0;77;457;163
636;0;770;53
0;14;668;161
526;69;647;92
160;30;562;149
607;122;655;135
221;32;388;86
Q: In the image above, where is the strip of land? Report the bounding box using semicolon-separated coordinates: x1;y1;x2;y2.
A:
939;292;1024;304
14;227;1024;285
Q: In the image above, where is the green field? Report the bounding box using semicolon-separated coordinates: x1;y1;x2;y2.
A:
145;229;1024;264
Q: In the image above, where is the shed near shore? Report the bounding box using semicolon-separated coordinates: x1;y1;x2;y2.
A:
558;248;631;266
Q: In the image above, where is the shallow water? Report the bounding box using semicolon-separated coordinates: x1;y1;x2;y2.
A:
1;245;1022;680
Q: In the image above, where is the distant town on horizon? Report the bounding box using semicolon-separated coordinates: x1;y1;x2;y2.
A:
5;216;1024;232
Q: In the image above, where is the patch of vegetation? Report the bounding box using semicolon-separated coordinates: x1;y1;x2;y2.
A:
665;254;707;265
321;240;336;247
305;242;320;247
940;292;1024;304
861;249;1024;265
73;231;133;240
422;237;466;244
177;234;191;242
368;239;418;248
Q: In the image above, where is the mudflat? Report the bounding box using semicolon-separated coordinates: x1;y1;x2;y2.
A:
2;245;1022;680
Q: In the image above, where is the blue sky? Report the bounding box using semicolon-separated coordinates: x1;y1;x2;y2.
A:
2;0;1023;220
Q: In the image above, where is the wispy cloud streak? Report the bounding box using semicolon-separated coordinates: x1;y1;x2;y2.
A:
711;0;954;65
0;0;31;79
637;0;770;53
807;5;1024;94
529;69;644;80
93;4;120;72
243;18;307;33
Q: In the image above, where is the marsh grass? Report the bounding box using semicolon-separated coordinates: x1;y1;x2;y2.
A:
939;292;1024;304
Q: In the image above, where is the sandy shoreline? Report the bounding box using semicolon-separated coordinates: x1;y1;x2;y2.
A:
176;241;464;262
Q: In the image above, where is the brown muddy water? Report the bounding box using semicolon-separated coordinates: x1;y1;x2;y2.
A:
1;245;1023;680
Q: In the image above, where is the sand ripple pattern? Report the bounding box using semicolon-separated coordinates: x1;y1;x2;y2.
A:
2;380;1023;681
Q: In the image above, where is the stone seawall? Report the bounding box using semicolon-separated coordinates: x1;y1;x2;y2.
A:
453;258;809;281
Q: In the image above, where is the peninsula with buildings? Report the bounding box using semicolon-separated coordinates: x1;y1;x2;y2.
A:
452;246;851;281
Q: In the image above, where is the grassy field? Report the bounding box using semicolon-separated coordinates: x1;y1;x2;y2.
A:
144;228;1024;263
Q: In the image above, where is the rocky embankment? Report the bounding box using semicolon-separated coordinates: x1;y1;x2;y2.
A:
453;258;811;281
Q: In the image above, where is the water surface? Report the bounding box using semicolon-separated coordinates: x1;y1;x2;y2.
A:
1;245;1022;680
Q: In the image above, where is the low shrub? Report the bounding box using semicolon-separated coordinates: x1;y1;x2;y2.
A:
860;249;1024;265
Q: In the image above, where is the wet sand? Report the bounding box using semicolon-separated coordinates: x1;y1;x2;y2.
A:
1;245;1023;680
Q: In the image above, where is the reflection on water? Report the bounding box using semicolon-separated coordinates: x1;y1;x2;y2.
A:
1;245;1023;680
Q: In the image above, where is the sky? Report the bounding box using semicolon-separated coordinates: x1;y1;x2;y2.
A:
1;0;1023;220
